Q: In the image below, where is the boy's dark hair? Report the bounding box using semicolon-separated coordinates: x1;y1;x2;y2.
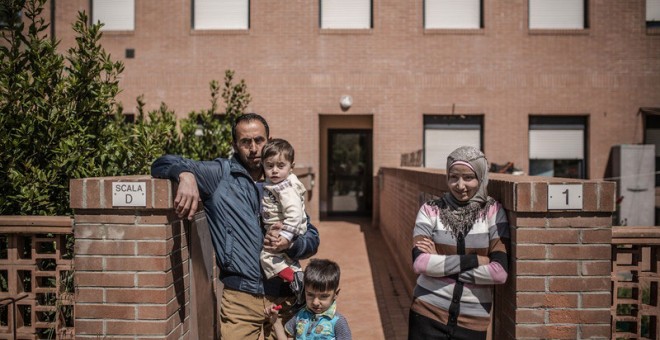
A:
232;113;270;143
304;259;340;292
261;138;295;164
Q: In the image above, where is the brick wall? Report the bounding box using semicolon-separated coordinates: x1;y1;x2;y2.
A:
49;0;660;222
377;167;615;339
70;176;214;339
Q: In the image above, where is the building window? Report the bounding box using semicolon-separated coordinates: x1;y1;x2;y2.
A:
423;115;483;169
648;0;660;27
528;0;587;29
194;0;249;30
529;116;587;179
425;0;482;29
123;113;135;123
320;0;372;29
92;0;134;31
642;108;660;186
0;5;21;29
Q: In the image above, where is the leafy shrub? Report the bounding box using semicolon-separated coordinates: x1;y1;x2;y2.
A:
0;0;251;216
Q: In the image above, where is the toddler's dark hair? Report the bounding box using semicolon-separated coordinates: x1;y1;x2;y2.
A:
261;138;295;164
304;259;340;292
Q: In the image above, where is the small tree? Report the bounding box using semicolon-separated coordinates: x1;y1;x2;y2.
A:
0;0;252;216
178;70;251;160
0;0;124;215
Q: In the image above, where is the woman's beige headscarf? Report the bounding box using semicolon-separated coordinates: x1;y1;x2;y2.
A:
438;146;495;238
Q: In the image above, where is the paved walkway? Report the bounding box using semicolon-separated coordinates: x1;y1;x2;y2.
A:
302;219;411;340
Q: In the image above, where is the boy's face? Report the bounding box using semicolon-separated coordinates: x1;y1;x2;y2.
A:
263;153;293;184
304;286;338;314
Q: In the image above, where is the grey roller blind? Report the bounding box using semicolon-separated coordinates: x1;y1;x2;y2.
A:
321;0;371;29
194;0;249;30
529;129;584;159
424;129;481;169
425;0;480;29
529;0;584;29
648;0;660;21
93;0;134;31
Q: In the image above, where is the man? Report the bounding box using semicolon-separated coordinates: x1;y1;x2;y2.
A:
151;113;319;339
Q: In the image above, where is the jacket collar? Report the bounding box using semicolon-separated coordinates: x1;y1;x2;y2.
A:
229;155;259;179
305;301;337;319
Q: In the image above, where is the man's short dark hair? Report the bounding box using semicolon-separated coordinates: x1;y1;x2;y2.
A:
261;138;295;164
232;113;270;143
304;259;340;292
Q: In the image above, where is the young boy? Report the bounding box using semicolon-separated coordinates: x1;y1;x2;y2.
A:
260;138;308;301
267;259;352;340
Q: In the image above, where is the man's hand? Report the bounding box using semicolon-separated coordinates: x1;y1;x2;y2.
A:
264;223;291;252
174;172;199;220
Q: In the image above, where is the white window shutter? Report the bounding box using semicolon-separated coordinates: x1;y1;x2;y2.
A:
195;0;249;30
648;0;660;22
529;0;584;29
424;129;481;169
93;0;134;31
321;0;371;29
529;129;584;159
425;0;481;29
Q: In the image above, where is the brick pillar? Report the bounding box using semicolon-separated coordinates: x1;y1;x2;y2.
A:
490;179;615;339
70;176;212;339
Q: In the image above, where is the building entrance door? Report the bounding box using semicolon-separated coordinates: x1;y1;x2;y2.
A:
327;129;372;216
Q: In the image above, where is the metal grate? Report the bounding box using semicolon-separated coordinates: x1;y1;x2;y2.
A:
0;226;74;339
612;226;660;339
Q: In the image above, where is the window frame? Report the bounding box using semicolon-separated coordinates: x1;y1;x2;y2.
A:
528;115;588;179
192;0;251;31
647;0;660;28
0;6;21;30
527;0;589;31
90;0;135;32
642;108;660;186
423;114;484;169
423;0;484;30
319;0;373;30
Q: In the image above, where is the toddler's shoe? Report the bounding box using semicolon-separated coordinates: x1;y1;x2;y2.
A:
289;270;305;305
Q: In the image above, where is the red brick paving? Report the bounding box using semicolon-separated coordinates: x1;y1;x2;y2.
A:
302;219;410;340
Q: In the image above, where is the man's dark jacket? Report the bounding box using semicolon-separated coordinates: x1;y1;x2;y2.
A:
151;154;320;296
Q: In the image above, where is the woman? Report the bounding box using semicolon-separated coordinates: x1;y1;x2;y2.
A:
408;146;510;340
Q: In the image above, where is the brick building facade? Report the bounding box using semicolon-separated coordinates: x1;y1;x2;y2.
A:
44;0;660;220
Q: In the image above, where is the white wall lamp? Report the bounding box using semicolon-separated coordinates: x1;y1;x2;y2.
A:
340;95;353;111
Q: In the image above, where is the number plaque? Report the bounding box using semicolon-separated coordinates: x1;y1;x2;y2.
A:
548;184;583;210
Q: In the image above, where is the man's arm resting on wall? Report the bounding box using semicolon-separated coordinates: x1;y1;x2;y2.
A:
151;155;201;220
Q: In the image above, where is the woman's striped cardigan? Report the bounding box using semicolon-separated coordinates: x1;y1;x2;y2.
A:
411;199;510;332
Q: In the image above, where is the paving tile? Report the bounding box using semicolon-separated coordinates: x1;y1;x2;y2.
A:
304;219;411;339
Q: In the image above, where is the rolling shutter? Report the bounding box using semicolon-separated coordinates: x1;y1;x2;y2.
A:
194;0;249;30
529;0;584;29
424;128;481;169
321;0;371;29
425;0;481;29
93;0;134;31
648;0;660;22
529;129;584;159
